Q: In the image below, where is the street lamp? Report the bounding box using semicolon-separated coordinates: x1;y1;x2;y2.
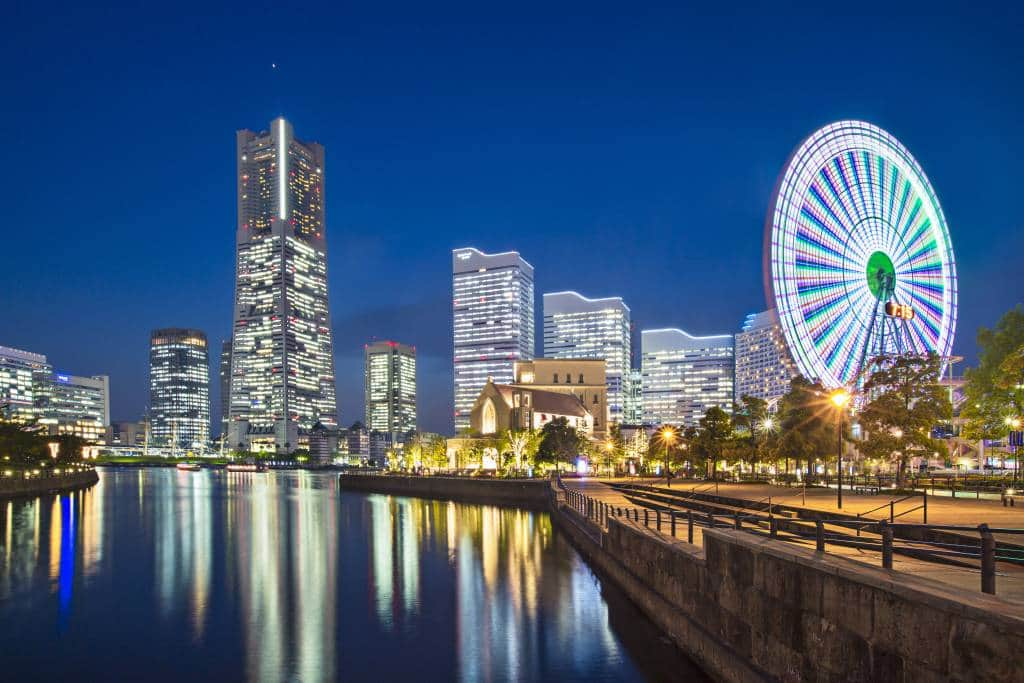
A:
659;427;677;488
830;389;852;509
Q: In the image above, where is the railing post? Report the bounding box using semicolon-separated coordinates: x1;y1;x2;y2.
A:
670;511;677;537
880;520;893;569
707;512;714;530
980;524;996;595
687;511;694;543
644;509;649;527
889;500;894;523
734;513;741;530
769;517;777;538
922;492;928;524
815;520;825;552
656;509;662;532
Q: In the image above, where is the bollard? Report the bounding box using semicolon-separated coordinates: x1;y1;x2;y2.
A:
656;509;662;532
980;524;996;595
670;511;677;537
770;517;777;538
644;509;649;526
687;511;694;544
880;520;893;569
815;520;825;552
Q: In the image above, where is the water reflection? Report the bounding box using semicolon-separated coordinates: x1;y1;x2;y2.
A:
0;469;704;682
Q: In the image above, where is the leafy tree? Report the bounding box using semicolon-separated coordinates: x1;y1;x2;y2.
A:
535;418;585;471
423;434;449;470
962;306;1024;441
860;353;950;482
693;407;732;478
500;429;541;474
775;376;835;477
624;428;649;472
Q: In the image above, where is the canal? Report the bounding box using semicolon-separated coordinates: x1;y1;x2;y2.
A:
0;468;707;681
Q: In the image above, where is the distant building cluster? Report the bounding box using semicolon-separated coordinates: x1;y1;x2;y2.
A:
0;345;109;442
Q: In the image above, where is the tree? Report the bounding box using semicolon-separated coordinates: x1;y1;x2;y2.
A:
729;395;772;474
624;428;649;472
500;429;541;474
860;353;951;482
422;434;449;470
775;376;835;478
694;407;732;479
962;306;1024;441
535;418;585;471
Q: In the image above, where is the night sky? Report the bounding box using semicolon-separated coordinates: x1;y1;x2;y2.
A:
3;2;1022;434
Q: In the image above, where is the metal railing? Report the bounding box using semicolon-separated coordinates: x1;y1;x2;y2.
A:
856;492;928;524
559;484;1024;597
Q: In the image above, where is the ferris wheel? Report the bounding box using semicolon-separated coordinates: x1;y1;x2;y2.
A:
767;121;958;389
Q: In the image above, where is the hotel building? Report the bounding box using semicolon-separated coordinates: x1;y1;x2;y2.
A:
452;248;534;432
149;328;210;448
733;309;798;408
228;118;338;452
364;340;417;441
641;328;734;427
542;291;630;425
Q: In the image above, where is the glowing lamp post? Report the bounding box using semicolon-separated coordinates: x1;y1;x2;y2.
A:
830;389;851;509
659;427;676;488
1006;417;1022;481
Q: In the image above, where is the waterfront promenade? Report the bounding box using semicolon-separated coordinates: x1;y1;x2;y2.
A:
563;478;1024;603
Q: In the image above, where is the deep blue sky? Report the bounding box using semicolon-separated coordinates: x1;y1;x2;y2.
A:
2;2;1022;434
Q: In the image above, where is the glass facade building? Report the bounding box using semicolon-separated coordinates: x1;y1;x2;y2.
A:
228;118;338;452
452;248;534;432
40;373;110;443
0;345;51;423
641;328;734;427
734;309;798;409
364;340;417;441
219;338;231;439
543;291;630;425
149;328;210;448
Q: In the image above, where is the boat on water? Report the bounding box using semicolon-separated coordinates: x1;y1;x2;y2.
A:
176;462;201;471
226;463;265;473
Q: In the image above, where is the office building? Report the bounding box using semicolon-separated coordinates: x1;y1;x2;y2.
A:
543;291;630;425
452;247;534;432
641;328;734;427
511;358;608;437
39;372;110;442
0;345;51;423
219;338;232;439
734;309;798;408
149;328;210;448
228;118;338;452
106;420;147;447
625;368;643;423
364;340;416;441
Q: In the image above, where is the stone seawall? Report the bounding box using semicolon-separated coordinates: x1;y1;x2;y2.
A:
0;469;99;499
336;474;551;509
553;489;1024;682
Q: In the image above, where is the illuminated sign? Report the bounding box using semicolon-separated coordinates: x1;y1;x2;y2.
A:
885;302;916;320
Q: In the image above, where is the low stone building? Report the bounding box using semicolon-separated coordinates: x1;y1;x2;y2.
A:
469;378;593;436
511;359;608;437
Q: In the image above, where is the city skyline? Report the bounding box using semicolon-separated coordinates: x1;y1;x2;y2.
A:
2;4;1021;434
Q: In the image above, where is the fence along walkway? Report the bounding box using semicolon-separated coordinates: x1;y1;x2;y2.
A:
560;479;1024;604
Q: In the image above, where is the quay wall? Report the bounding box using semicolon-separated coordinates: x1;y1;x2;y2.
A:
337;474;551;509
0;469;99;499
334;475;1024;682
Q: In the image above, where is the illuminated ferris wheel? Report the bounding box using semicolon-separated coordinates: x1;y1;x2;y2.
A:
767;120;958;389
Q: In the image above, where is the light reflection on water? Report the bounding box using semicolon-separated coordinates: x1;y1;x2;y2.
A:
0;468;706;682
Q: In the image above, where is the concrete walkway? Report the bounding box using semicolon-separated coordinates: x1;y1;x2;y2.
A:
562;478;1024;605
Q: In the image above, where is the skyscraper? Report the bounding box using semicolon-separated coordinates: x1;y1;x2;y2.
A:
543;291;630;425
149;328;210;448
228;118;338;452
452;248;534;432
641;328;734;427
734;309;798;408
364;340;417;441
219;339;231;439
